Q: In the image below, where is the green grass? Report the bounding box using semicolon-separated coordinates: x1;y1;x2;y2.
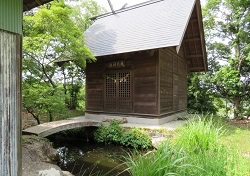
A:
174;117;250;175
220;122;250;155
124;116;250;176
174;117;225;153
124;141;188;176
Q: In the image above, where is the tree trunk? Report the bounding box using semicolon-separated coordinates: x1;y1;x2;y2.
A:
233;97;242;119
49;112;53;122
32;114;40;125
26;108;41;124
62;66;67;95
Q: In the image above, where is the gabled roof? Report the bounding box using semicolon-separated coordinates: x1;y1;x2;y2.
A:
23;0;53;12
85;0;207;72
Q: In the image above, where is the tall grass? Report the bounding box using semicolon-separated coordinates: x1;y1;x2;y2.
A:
124;141;188;176
174;117;249;176
174;117;225;153
123;116;249;176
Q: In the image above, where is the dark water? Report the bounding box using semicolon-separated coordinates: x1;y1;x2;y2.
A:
50;139;131;176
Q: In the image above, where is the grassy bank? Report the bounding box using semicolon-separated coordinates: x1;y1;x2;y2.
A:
124;116;250;176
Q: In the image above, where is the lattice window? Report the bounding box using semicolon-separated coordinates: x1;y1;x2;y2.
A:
106;73;116;97
118;72;131;111
105;73;116;109
118;73;130;98
105;71;132;112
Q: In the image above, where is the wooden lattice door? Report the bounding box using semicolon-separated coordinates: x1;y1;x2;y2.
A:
105;70;132;112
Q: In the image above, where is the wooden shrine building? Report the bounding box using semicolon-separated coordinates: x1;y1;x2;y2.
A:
84;0;207;125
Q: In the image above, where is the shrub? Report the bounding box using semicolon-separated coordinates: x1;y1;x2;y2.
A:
121;128;152;149
93;121;122;144
106;120;123;143
93;125;108;143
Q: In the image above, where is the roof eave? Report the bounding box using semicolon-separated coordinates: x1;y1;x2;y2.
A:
23;0;53;12
196;0;208;72
176;0;197;54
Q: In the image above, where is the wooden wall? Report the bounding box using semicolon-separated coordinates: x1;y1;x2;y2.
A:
86;48;187;117
86;51;158;115
0;30;22;176
86;59;104;111
159;47;188;114
159;49;173;113
133;52;157;115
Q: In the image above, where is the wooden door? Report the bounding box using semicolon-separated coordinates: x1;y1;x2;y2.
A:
105;70;132;113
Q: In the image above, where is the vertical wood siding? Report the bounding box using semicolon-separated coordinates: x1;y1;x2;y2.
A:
0;30;22;176
159;48;188;114
159;49;174;113
86;51;158;115
86;59;104;111
0;0;22;34
133;52;158;114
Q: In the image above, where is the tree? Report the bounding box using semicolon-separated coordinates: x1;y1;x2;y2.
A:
22;83;66;124
22;0;103;123
23;0;94;83
188;73;217;114
203;0;250;119
66;0;106;31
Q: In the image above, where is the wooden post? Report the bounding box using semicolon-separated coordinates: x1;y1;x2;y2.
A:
0;30;22;176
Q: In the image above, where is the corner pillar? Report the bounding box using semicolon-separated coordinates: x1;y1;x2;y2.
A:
0;30;22;176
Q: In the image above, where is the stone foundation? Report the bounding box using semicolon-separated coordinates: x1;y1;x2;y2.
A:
85;111;187;125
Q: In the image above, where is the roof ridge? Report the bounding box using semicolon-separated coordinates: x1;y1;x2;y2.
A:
92;0;165;20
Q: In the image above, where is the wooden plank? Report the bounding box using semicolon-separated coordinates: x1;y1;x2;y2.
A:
0;31;22;176
134;105;157;114
159;48;174;114
133;53;157;115
86;60;104;111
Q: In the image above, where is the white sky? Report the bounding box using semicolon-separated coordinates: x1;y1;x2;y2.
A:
95;0;206;12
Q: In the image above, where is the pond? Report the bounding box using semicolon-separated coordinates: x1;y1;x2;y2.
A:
49;138;131;176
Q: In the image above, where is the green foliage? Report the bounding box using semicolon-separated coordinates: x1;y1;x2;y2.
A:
124;141;187;176
202;0;250;118
22;0;105;122
23;0;95;70
106;121;123;143
121;128;152;149
188;73;217;114
93;125;108;143
173;117;249;175
93;121;122;144
124;117;249;176
93;121;152;149
76;86;86;112
67;0;106;32
22;82;67;124
174;117;224;153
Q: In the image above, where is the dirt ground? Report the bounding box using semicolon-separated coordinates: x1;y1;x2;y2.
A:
228;118;250;128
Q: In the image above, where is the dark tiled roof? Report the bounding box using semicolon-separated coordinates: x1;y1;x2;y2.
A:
85;0;207;71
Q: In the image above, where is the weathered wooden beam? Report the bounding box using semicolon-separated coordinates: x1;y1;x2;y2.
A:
0;30;22;176
190;18;198;23
35;0;43;6
186;54;203;59
189;67;205;71
196;0;208;71
23;4;29;11
184;37;201;42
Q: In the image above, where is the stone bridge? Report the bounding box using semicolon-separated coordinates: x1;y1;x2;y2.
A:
22;117;102;137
